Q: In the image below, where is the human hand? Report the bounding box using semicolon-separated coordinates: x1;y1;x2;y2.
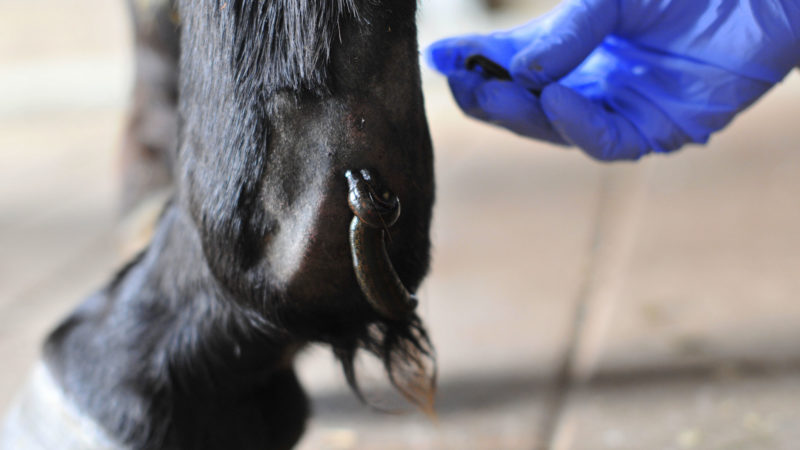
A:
427;0;800;161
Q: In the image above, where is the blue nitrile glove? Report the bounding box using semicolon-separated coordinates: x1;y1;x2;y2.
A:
427;0;800;161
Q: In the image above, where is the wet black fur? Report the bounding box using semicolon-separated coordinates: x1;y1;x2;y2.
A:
44;1;435;449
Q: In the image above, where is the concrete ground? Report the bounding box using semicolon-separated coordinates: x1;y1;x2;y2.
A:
2;1;800;449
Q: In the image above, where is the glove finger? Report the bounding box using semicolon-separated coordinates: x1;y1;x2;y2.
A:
446;70;494;121
475;80;566;144
426;35;516;76
509;0;618;91
540;83;649;161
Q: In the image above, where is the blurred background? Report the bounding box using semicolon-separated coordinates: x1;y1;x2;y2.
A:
2;0;800;448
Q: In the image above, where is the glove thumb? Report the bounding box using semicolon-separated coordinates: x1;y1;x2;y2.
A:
509;0;618;90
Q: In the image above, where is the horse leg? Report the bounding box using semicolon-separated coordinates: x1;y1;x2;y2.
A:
2;2;436;448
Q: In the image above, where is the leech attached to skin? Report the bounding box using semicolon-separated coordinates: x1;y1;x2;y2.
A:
345;169;418;320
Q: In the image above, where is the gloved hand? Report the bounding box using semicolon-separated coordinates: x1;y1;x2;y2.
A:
427;0;800;161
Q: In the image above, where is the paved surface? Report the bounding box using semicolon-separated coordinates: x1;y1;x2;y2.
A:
2;1;800;449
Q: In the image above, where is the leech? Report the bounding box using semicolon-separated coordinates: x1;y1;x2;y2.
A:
465;54;542;96
345;169;418;320
465;54;512;81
